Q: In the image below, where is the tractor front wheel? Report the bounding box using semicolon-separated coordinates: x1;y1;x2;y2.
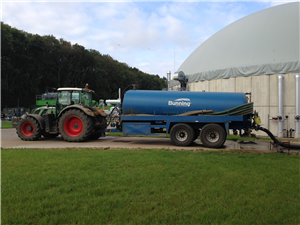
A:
16;117;42;141
59;109;93;142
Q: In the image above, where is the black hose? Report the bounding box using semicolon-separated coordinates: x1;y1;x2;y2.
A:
121;84;137;108
259;127;300;150
207;102;254;116
106;106;121;127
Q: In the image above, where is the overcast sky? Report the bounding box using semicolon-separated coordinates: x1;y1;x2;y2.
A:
1;0;298;78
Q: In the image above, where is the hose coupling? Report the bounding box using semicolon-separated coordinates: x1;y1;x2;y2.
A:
277;115;284;121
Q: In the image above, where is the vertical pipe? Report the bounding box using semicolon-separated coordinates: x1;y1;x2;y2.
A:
118;88;121;100
167;71;171;90
295;74;300;138
268;114;270;130
277;75;284;138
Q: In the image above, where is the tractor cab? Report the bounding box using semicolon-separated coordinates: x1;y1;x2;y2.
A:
56;87;95;115
32;86;96;117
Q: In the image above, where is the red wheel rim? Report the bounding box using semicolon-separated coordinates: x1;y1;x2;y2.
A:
21;122;34;136
64;116;83;136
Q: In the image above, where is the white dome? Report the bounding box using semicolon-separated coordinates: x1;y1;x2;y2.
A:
176;2;300;83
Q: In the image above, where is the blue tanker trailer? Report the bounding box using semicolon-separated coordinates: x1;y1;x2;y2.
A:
120;90;257;148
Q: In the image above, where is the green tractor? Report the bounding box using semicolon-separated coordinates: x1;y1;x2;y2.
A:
16;85;107;142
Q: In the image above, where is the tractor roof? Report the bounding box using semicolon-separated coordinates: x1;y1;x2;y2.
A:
57;87;95;93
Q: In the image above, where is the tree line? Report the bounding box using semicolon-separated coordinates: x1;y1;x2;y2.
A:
1;22;167;109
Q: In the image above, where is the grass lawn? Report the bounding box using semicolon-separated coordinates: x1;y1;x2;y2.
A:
1;121;13;129
2;148;299;224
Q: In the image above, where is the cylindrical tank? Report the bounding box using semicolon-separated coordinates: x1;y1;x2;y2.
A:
122;90;248;115
42;92;57;100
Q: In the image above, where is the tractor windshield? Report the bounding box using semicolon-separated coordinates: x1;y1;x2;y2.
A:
58;91;71;105
56;89;93;111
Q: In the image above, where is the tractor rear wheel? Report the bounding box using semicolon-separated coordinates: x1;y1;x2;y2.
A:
42;131;58;139
59;109;93;142
89;131;105;139
90;115;107;139
16;117;42;141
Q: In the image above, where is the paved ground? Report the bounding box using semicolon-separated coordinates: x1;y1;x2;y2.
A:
2;128;297;151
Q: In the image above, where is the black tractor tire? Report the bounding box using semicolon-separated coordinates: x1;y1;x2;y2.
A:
59;109;93;142
89;131;105;140
200;124;226;148
170;123;195;146
42;131;58;139
94;115;107;130
89;115;107;139
16;117;42;141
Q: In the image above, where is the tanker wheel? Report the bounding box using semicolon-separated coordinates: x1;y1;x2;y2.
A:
16;117;42;141
170;123;195;146
59;109;93;142
200;124;226;148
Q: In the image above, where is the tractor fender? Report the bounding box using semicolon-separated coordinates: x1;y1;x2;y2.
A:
24;114;45;129
58;105;95;118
